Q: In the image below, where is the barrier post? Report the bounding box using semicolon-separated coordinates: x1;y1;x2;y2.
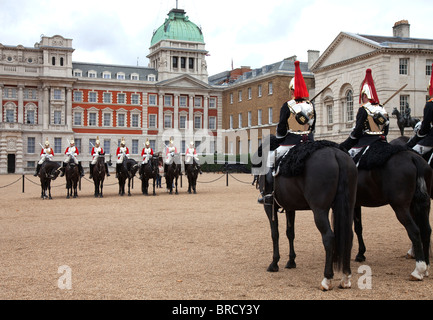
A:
22;174;25;193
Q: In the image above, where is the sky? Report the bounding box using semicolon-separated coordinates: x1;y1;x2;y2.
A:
0;0;431;76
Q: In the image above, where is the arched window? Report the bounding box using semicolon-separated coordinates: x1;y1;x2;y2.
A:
52;57;56;66
60;57;64;66
346;90;354;122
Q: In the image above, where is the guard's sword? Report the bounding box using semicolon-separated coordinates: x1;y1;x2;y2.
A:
382;84;408;106
310;79;337;103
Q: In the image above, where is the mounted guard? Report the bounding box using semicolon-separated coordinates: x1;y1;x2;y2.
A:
142;139;154;167
164;136;177;175
185;141;202;174
258;60;314;204
341;68;389;158
89;137;110;179
34;138;54;177
60;139;84;177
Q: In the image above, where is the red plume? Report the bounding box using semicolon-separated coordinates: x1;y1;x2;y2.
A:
429;63;433;97
359;69;380;104
293;61;309;99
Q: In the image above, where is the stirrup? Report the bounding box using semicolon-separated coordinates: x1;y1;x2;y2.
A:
258;193;273;205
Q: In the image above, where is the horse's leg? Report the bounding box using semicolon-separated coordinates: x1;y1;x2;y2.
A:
100;181;104;198
265;204;280;272
392;205;427;280
128;178;132;196
313;208;335;291
285;210;296;269
175;176;179;194
48;182;53;200
354;206;366;262
152;177;156;196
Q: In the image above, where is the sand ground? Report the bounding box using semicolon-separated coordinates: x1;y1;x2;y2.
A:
0;173;432;300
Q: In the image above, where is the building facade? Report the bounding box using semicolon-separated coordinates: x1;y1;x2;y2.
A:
0;8;223;174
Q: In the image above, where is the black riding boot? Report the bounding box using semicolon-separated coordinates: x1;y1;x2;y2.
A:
60;162;66;177
89;164;94;179
257;169;274;204
34;163;41;177
105;163;110;176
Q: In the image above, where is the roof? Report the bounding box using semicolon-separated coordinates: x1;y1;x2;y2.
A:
72;62;158;81
150;9;204;47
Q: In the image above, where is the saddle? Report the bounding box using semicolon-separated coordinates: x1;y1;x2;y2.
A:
275;140;341;177
353;140;409;170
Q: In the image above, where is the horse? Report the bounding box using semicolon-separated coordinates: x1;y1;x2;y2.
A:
117;157;139;196
185;159;200;194
256;137;358;291
392;107;420;136
140;156;159;196
92;153;106;198
38;161;61;200
165;153;181;195
65;160;80;199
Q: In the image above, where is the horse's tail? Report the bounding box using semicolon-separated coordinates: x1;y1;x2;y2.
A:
332;150;356;271
410;155;432;260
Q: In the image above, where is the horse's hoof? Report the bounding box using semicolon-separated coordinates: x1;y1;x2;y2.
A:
410;261;427;281
285;261;296;269
355;254;366;262
339;275;352;289
320;278;333;291
267;264;279;272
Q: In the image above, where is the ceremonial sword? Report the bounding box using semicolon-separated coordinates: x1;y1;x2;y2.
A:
382;84;408;106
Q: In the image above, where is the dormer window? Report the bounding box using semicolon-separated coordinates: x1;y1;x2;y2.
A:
117;73;125;80
103;71;111;79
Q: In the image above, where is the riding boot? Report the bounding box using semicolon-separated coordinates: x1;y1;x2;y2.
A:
60;162;66;177
34;163;41;176
89;164;94;179
257;169;274;204
78;162;84;177
105;163;110;176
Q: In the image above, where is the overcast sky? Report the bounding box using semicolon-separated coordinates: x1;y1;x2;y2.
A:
0;0;431;76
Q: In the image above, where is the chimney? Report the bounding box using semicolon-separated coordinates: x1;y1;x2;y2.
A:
393;20;410;38
308;50;320;69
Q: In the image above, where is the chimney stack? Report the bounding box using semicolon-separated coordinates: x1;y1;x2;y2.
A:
308;50;320;69
393;20;410;38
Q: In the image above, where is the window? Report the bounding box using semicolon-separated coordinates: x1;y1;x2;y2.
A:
164;114;172;128
131;114;139;127
27;161;35;168
103;93;112;104
131;140;139;154
148;75;156;82
399;58;408;75
194;115;202;129
248;88;252;100
179;115;187;129
26;110;35;124
103;72;111;79
209;116;216;130
426;60;433;76
268;82;273;95
117;113;125;127
27;137;35;153
268;107;273;124
194;96;202;108
52;57;56;66
327;105;333;124
209;97;216;108
173;57;178;68
74;91;83;102
179;96;188;107
53;89;62;100
400;95;410;113
24;89;37;100
74;112;82;126
149;140;156;151
103;113;111;127
131;94;140;105
54;138;62;154
89;92;97;103
6;109;14;123
346;90;354;122
131;73;139;80
117;73;125;80
181;140;186;154
248;111;252;127
104;140;111;155
88;71;97;78
181;57;186;69
89;139;96;154
149;114;157;128
75;139;81;154
164;95;173;107
238;113;243;128
258;85;262;97
60;57;64;66
230;93;233;104
148;94;157;106
229;115;233;129
88;112;97;126
74;70;82;77
118;93;126;104
189;58;194;70
54;110;62;125
258;109;262;126
238;90;242;102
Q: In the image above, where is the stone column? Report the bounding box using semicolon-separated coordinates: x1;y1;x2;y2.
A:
189;95;194;132
18;85;24;123
158;93;164;134
43;86;50;130
204;95;209;130
66;88;72;130
0;85;3;122
174;93;179;130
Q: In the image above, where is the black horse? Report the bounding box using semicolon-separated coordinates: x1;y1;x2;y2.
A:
165;153;181;195
117;157;139;196
392;107;420;136
345;139;432;281
65;161;79;199
256;138;358;291
140;157;159;196
92;153;106;198
39;161;61;200
185;159;200;194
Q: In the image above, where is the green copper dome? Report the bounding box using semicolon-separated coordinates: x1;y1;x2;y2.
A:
150;9;204;46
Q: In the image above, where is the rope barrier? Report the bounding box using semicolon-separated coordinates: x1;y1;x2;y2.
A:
0;176;22;189
228;173;254;185
197;173;226;184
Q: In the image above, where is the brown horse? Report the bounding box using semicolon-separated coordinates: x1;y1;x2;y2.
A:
256;138;358;290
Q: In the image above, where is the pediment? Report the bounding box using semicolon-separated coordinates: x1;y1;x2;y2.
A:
157;75;211;90
312;32;381;71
